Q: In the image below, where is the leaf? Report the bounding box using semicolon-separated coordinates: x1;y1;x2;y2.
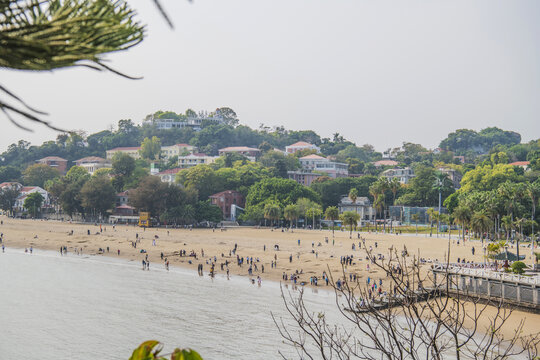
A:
129;340;162;360
170;348;204;360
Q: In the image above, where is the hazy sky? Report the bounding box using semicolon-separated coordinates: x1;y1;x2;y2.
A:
1;0;539;152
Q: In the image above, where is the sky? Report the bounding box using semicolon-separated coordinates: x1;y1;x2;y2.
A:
1;0;539;153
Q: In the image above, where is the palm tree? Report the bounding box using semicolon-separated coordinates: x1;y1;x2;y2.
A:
369;182;382;231
306;205;323;229
264;203;281;227
349;188;358;214
426;208;437;237
453;206;471;242
388;178;401;232
526;182;540;238
324;206;339;238
284;204;299;230
411;213;420;236
340;211;360;239
501;215;513;240
470;211;491;244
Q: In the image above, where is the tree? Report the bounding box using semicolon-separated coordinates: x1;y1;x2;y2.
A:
453;205;471;242
340;211;360;239
23;192;43;218
388;177;401;206
0;165;21;183
324;206;339;237
140;136;162;160
284;204;299;229
470;211;491;243
80;176;116;218
526;181;540;238
129;176;168;218
246;178;320;212
129;340;203;360
1;0;144;129
22;164;60;188
0;187;20;215
306;205;322;229
433;171;449;232
275;245;539;359
348;188;358;213
263;202;281;227
112;152;136;177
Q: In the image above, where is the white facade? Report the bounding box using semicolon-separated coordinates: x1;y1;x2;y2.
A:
338;196;375;223
381;167;415;184
14;186;50;213
144;113;224;131
160;144;196;160
299;154;348;178
178;153;218;168
106;147;141;160
75;157;112;175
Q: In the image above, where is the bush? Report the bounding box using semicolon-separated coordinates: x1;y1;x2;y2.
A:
511;261;527;275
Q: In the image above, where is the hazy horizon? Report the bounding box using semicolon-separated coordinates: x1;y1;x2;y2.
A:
1;0;539;152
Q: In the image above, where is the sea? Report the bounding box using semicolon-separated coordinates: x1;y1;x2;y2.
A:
0;249;343;359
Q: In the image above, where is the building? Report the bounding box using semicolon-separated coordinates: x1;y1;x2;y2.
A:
373;159;398;168
155;168;182;183
0;182;22;191
13;186;50;213
218;147;260;161
36;156;68;174
299;154;348;178
74;156;112;175
287;170;322;187
143;111;224;131
178;153;218;168
106;146;141;160
438;168;462;189
209;190;245;221
381;167;415;184
285;141;320;154
114;190;135;216
160;144;196;160
509;161;530;171
337;196;375;224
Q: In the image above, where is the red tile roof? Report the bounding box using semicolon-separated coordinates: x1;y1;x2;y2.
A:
373;160;398;166
509;161;530;166
219;146;260;152
108;146;140;151
38;156;67;162
175;143;192;147
75;156;107;163
288;141;314;147
300;154;326;160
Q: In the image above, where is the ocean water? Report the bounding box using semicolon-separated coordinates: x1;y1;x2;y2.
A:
0;249;341;359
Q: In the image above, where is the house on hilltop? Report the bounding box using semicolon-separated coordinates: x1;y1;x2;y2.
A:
218;147;260;162
209;190;245;221
106;147;141;160
36;156;67;174
285;141;320;154
74;156;111;175
299;154;348;178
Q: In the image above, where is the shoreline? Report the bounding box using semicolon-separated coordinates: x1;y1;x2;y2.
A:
1;216;539;342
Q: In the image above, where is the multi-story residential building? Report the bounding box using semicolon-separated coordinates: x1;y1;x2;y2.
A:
438;167;463;189
0;182;22;191
373;159;398;168
155;168;182;183
36;156;68;174
299;154;348;178
209;190;245;221
285;141;320;154
381;167;415;184
74;156;112;175
160;144;196;160
143;111;224;131
106;146;141;160
218;146;260;161
178;153;218;168
338;196;375;224
287;170;322;187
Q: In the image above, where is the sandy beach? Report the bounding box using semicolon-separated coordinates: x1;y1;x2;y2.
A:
1;216;538;341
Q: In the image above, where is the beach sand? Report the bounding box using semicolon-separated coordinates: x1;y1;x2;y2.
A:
1;216;538;342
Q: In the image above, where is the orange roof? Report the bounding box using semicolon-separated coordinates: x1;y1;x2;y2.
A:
108;146;140;151
38;156;67;162
219;146;260;152
288;141;313;147
373;160;398;166
300;154;326;160
175;143;192;147
509;161;530;166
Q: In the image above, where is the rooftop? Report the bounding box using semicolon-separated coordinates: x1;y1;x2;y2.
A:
38;156;67;162
157;168;182;175
108;146;141;151
288;141;314;147
75;156;107;163
299;154;326;160
219;146;260;152
373;159;398;167
509;161;530;166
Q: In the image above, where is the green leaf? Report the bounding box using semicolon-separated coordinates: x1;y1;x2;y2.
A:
129;340;162;360
170;348;204;360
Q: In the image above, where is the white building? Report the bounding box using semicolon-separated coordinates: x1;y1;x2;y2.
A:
299;154;348;178
160;143;196;160
106;146;141;160
74;156;112;175
285;141;321;154
14;186;50;213
155;168;182;183
218;147;260;162
144;112;224;131
338;196;375;224
381;167;415;184
178;153;218;168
